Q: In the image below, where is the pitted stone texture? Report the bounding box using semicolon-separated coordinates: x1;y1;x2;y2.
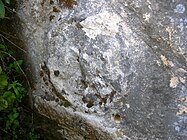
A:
16;0;187;139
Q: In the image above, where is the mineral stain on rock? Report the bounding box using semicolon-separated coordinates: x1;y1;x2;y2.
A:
59;0;77;8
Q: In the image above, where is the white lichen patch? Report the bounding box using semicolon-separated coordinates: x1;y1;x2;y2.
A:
177;68;187;73
94;77;113;96
174;4;186;14
80;11;122;39
170;77;179;88
179;77;185;84
170;76;185;88
176;106;187;115
177;96;187;102
160;55;174;67
125;104;130;109
143;13;151;22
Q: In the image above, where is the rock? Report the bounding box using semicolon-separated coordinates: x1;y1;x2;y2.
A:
16;0;187;139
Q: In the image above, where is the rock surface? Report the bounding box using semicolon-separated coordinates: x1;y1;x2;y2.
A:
16;0;187;139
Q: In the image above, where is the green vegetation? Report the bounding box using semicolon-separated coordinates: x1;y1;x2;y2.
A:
0;43;40;139
0;0;40;139
0;0;10;18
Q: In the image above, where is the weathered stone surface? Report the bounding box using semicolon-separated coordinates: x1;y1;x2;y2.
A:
16;0;187;139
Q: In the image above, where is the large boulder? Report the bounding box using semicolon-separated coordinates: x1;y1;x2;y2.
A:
16;0;187;139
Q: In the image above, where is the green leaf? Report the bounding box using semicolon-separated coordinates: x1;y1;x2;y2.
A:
12;119;19;130
28;129;40;140
3;91;16;104
0;73;8;90
8;81;18;90
0;44;7;51
9;60;23;72
17;60;23;64
8;81;25;102
6;120;11;129
8;111;19;123
5;114;19;130
0;0;5;18
4;0;10;4
0;97;8;110
0;66;2;74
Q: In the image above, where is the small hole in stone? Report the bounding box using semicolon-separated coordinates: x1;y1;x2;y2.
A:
39;71;44;77
112;113;121;121
86;101;93;108
45;82;48;86
53;6;61;12
55;98;59;102
64;101;71;107
49;15;55;21
85;111;88;113
43;77;47;82
82;96;87;103
54;70;60;77
58;17;62;21
124;93;128;97
50;0;54;4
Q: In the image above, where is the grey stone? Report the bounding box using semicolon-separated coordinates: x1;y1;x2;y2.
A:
16;0;187;139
